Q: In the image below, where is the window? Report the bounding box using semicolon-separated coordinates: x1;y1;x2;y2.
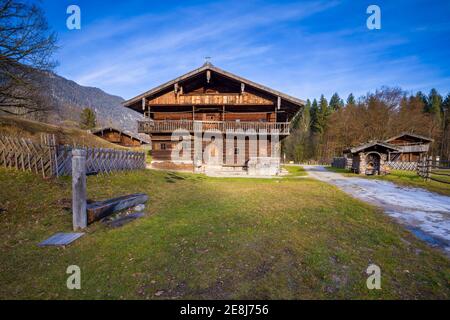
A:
161;143;166;150
234;147;239;155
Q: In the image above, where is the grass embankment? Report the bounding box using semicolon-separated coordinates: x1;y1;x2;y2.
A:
0;116;125;149
0;168;449;299
326;166;450;196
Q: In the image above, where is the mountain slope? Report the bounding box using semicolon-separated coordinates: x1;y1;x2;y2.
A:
43;72;144;133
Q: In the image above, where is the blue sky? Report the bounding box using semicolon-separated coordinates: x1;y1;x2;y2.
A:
41;0;450;101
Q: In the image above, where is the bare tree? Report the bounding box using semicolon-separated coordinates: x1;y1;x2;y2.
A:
0;0;57;116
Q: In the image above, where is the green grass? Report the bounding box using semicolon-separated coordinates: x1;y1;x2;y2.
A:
0;168;449;299
326;167;450;196
145;153;152;165
283;165;307;177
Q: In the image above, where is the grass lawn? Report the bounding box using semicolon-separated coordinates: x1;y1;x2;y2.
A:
0;168;449;299
326;167;450;196
283;165;307;177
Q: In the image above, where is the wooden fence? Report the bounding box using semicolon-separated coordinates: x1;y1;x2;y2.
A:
0;134;146;178
385;161;418;171
331;157;347;169
417;157;450;184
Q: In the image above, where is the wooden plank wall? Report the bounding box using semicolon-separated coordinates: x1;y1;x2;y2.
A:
151;134;274;164
148;92;274;105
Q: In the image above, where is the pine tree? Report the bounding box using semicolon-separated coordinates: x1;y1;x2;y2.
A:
80;108;96;130
346;93;356;107
415;91;428;111
443;93;450;113
441;93;450;159
316;95;329;134
427;88;442;123
310;99;320;133
300;99;311;132
329;93;342;111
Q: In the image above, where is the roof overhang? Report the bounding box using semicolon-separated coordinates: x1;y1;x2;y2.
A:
347;141;401;154
385;132;434;143
91;127;150;144
122;63;305;116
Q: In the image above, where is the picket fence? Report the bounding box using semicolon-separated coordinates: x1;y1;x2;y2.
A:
0;134;145;178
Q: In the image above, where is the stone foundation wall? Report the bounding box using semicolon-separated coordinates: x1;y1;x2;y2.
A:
356;152;388;175
247;157;281;176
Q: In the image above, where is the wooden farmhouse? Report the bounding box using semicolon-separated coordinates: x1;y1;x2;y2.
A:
123;62;304;175
91;127;150;147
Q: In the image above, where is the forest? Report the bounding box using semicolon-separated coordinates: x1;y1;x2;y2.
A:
283;87;450;162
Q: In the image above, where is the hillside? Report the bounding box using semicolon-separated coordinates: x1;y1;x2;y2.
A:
41;72;144;133
0;116;126;149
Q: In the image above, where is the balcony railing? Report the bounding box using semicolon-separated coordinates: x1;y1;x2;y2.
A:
138;120;290;135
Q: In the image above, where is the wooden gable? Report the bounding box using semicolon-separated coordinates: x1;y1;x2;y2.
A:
148;91;274;106
385;133;433;145
123;63;305;120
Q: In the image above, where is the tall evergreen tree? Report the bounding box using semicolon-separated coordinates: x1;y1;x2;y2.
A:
346;93;356;107
80;108;97;129
310;98;320;133
415;91;428;111
427;88;442;122
441;93;450;159
300;99;311;132
329;93;342;111
443;93;450;113
316;95;329;133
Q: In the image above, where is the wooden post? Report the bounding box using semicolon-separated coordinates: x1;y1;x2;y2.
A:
426;156;432;181
72;149;87;230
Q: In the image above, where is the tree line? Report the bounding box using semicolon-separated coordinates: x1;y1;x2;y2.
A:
284;87;450;162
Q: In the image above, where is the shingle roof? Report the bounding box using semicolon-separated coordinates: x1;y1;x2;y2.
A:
91;127;150;144
384;132;434;143
344;141;401;154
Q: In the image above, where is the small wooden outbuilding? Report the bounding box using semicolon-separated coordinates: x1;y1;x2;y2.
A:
91;127;150;147
343;141;400;175
384;133;433;162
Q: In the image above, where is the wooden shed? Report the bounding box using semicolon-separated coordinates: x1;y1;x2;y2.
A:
91;127;150;147
343;141;400;175
384;133;433;162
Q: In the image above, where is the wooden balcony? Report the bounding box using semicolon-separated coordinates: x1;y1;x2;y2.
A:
138;120;290;135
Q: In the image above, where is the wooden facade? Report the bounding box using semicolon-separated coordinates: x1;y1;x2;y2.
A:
384;133;433;162
92;127;150;147
123;63;304;172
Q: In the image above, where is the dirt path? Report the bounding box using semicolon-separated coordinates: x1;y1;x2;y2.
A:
303;165;450;256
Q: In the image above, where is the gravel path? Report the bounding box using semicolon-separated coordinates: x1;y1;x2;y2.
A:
303;165;450;255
